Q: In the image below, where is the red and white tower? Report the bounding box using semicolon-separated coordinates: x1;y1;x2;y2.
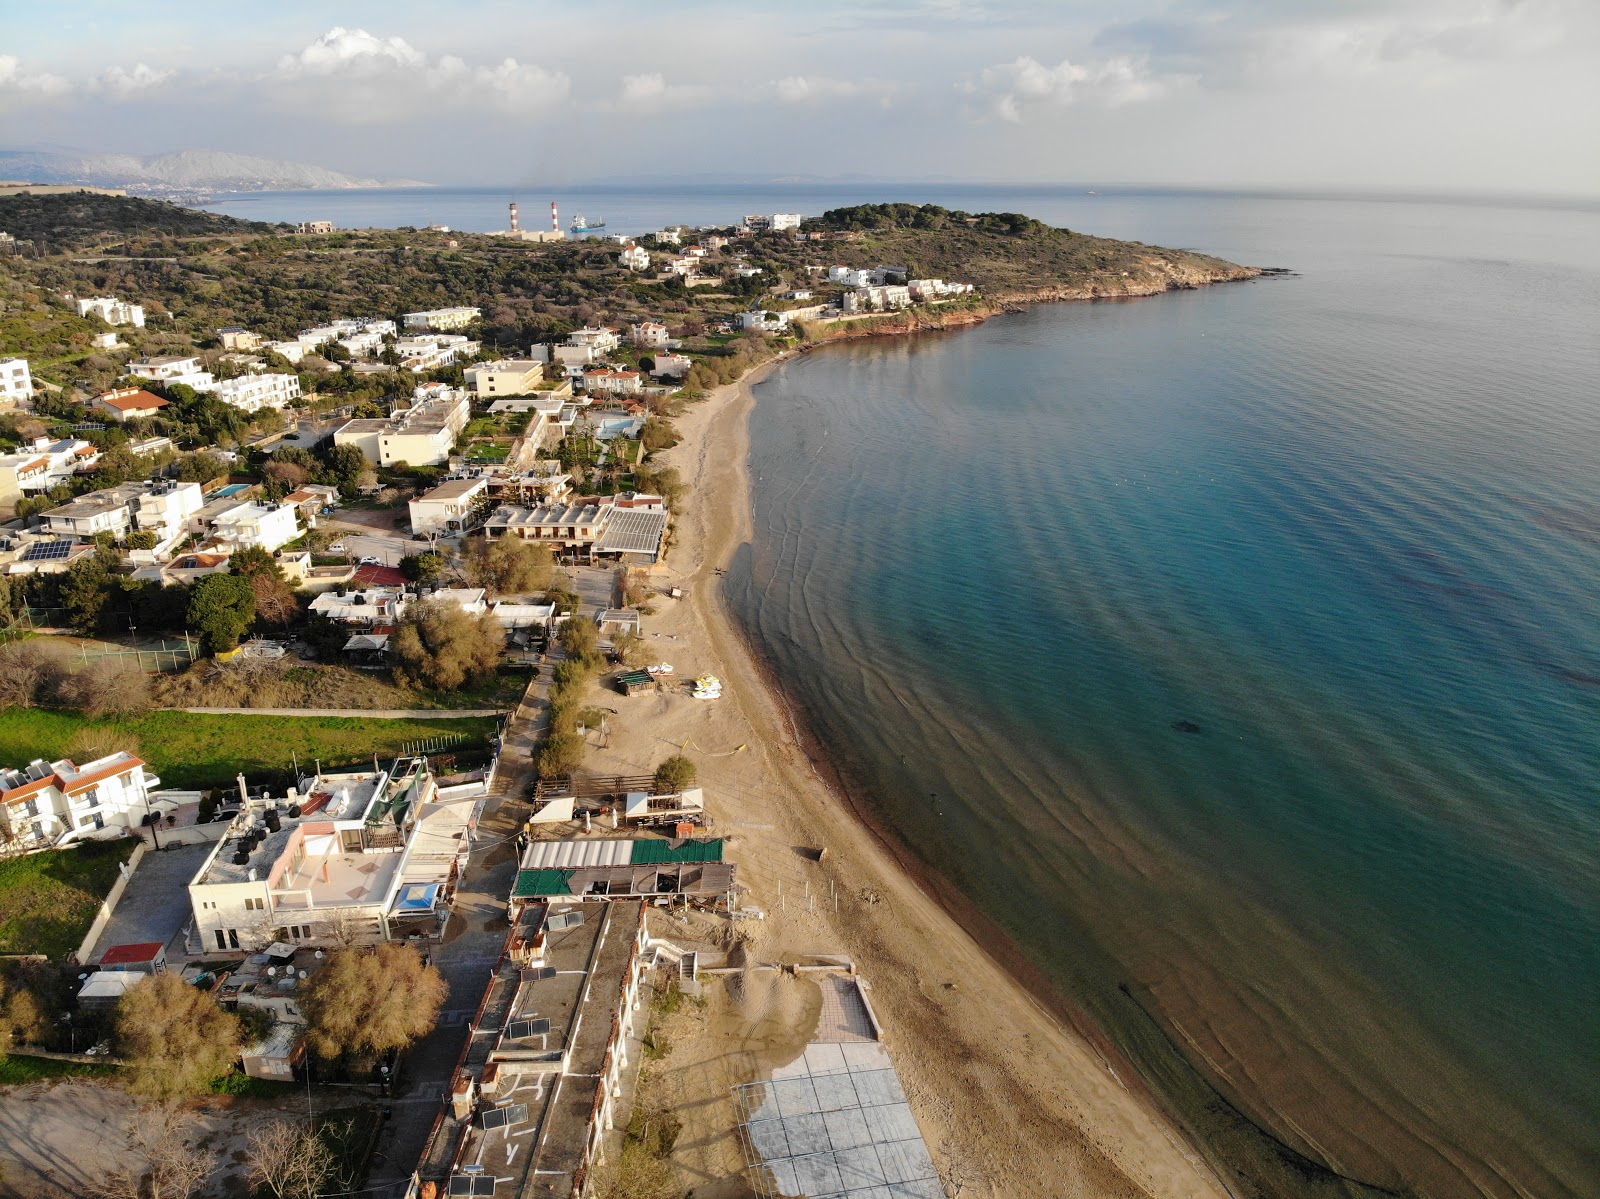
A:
551;201;559;233
509;202;520;233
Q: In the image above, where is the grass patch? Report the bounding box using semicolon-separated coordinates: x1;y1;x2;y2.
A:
209;1070;299;1098
0;709;500;791
0;1054;120;1085
0;838;138;957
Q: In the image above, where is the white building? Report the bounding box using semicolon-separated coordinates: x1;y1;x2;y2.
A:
618;244;650;271
309;586;410;627
652;228;682;246
92;387;169;424
265;340;306;365
205;373;301;414
770;213;802;231
185;759;475;952
128;356;215;390
334;387;471;467
394;335;476;373
408;476;490;537
567;327;621;352
91;332;121;349
465;359;544;398
650;352;692;379
218;327;265;351
403;307;481;332
209;501;300;553
739;308;791;333
0;357;32;405
75;296;146;328
428;587;488;615
629;322;669;349
0;752;162;847
581;368;643;395
551;344;599;368
39;478;201;543
0;436;97;501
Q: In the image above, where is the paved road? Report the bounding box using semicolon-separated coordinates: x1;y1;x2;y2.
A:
362;676;547;1196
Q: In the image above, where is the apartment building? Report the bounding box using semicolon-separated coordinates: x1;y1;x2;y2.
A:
127;356;215;390
207;373;301;414
208;501;300;553
465;359;545;398
403;307;481;332
74;295;146;327
408;476;490;536
334;388;471;466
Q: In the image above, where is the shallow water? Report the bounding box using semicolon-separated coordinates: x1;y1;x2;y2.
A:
725;193;1600;1198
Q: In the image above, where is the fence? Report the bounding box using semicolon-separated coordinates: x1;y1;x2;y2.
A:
71;838;149;965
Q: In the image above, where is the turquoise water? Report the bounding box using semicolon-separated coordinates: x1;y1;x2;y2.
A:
725;194;1600;1198
211;483;249;498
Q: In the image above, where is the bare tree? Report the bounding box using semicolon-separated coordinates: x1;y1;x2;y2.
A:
95;1105;214;1199
57;658;150;717
247;1119;335;1199
0;640;71;709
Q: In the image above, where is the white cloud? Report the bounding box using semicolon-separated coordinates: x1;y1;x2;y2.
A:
615;73;713;112
979;54;1171;121
271;28;569;121
0;55;72;101
771;75;894;104
95;64;174;100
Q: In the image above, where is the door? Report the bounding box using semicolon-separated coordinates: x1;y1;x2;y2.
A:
215;929;227;950
227;929;239;949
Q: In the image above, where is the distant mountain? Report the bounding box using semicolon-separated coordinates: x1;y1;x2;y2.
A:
0;149;428;197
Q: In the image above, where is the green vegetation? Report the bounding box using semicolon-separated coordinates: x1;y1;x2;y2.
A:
299;943;446;1065
652;754;697;794
0;708;498;790
116;971;242;1099
393;600;505;691
0;1054;119;1085
0;838;138;957
0;193;267;252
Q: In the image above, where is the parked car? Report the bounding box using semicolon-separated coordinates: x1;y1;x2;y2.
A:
360;555;383;566
328;541;347;552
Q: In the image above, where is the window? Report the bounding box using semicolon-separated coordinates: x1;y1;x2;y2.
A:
215;929;227;950
84;789;100;809
228;929;239;949
21;799;38;818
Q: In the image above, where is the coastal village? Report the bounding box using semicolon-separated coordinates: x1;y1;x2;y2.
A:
0;191;1253;1199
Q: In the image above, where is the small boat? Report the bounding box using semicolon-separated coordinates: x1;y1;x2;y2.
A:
570;215;606;233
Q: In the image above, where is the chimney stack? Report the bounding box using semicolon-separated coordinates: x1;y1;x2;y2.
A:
509;202;520;233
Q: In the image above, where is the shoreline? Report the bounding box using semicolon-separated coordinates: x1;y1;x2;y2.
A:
636;326;1237;1196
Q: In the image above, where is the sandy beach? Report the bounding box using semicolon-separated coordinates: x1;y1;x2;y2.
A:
576;354;1232;1198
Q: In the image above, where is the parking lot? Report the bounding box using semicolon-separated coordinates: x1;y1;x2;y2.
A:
85;841;216;962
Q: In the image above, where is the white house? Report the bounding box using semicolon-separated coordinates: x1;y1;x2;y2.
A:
0;357;32;406
739;309;791;333
629;322;669;349
652;228;682;246
75;296;146;328
650;352;692;379
403;307;481;332
0;752;162;847
209;501;300;553
551;344;599;368
309;586;410;627
580;368;643;395
91;332;121;349
264;340;306;365
128;356;214;390
408;476;490;536
618;244;650;271
428;587;488;615
770;213;802;231
567;327;621;352
218;327;265;351
204;373;301;414
334;387;470;467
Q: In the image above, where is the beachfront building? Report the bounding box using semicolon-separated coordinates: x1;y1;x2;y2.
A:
92;387;169;423
0;357;31;406
484;494;669;564
74;295;146;327
580;367;643;396
308;586;410;629
409;476;491;537
403;307;481;332
184;757;479;952
0;752;162;847
650;352;692;379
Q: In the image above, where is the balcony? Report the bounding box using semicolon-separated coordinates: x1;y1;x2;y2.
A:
142;772;162;790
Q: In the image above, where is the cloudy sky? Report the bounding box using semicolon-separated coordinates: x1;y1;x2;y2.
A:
2;0;1597;194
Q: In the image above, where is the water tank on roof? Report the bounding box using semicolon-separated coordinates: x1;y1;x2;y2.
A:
264;810;281;833
232;850;250;866
287;803;302;818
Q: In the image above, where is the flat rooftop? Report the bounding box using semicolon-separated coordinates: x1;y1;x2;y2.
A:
416;902;644;1198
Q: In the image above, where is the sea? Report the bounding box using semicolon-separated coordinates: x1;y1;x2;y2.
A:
208;183;1599;1198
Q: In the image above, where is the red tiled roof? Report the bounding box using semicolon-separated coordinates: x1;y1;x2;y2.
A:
98;942;164;965
96;388;169;412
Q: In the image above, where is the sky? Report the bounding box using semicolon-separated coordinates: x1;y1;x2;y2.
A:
1;0;1597;196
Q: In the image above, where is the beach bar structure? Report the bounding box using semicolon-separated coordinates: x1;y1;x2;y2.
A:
508;837;734;914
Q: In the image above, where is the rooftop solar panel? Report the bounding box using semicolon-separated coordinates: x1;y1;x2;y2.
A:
519;965;558;983
20;539;75;562
479;1102;529;1131
504;1018;550;1040
546;911;584;931
447;1174;495;1196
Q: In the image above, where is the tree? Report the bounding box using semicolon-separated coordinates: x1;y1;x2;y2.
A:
115;974;242;1100
612;628;646;667
654;754;697;794
0;640;70;709
57;658;150;717
462;536;553;595
538;733;586;778
187;573;256;654
247;1120;335;1199
60;544;125;634
94;1105;214;1199
392;599;504;690
558;612;603;669
231;546;298;627
323;443;369;496
299;943;446;1064
400;550;448;585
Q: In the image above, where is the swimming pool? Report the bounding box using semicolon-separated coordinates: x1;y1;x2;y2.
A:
212;483;249;498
